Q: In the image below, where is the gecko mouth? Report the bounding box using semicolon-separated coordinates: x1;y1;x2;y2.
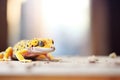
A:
28;47;55;54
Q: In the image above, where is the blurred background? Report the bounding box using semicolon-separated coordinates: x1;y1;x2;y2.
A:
0;0;120;56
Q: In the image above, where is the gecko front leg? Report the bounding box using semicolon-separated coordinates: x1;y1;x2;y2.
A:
46;53;61;62
15;49;31;63
2;47;13;61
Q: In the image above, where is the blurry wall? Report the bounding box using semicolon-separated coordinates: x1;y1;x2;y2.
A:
0;0;7;51
91;0;109;55
20;0;91;56
6;0;113;56
109;0;120;55
7;0;23;46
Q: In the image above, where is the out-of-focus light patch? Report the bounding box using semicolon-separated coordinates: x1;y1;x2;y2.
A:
41;0;89;29
39;0;90;55
21;0;90;56
7;0;23;46
22;0;27;3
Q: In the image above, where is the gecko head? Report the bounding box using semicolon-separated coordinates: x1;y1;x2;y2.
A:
27;38;55;54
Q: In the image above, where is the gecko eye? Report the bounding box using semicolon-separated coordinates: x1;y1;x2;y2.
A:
52;40;54;44
39;41;44;47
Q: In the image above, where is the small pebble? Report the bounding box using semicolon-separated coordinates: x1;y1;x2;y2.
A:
109;52;117;58
88;55;98;63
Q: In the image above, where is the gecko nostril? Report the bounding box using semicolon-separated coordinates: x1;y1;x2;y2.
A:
54;47;55;50
51;47;55;50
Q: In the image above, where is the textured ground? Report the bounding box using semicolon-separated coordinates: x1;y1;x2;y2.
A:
0;56;120;76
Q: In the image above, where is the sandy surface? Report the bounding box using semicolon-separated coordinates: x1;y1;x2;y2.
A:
0;56;120;76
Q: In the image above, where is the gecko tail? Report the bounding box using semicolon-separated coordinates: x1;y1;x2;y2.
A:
0;52;4;59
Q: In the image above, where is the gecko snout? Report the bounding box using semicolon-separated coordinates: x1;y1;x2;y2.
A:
51;46;55;50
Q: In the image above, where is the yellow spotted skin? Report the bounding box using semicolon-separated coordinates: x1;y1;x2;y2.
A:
0;38;59;63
